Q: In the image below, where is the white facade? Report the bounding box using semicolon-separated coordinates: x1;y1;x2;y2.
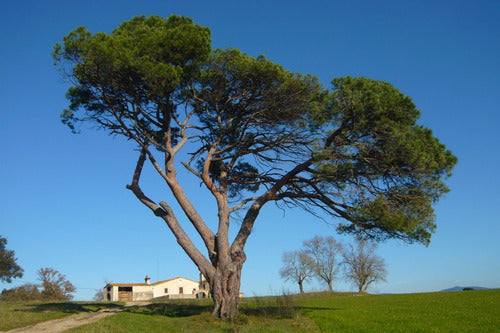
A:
104;276;209;302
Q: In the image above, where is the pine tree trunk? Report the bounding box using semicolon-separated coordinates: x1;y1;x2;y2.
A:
211;260;242;319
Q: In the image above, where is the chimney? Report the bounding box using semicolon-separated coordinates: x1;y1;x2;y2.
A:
145;275;151;285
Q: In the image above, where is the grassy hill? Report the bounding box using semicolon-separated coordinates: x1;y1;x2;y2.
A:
1;289;498;332
295;290;499;332
440;286;492;292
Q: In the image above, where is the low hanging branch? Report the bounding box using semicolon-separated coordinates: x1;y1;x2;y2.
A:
126;148;216;278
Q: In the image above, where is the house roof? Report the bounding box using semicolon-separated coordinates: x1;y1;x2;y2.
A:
106;276;199;287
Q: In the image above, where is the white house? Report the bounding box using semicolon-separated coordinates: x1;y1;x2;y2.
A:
104;274;210;302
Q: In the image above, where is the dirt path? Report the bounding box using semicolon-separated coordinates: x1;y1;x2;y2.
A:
6;308;122;333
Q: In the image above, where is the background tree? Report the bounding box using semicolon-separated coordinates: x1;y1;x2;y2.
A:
54;15;456;319
94;279;110;301
0;235;23;283
303;235;343;292
279;250;315;294
38;267;76;301
1;283;41;301
93;288;104;301
342;239;387;293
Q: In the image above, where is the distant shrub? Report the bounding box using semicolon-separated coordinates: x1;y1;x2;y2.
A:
0;267;76;301
93;289;104;301
462;287;474;291
1;283;41;301
243;291;298;319
275;291;298;319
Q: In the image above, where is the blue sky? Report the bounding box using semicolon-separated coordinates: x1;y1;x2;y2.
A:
1;0;498;300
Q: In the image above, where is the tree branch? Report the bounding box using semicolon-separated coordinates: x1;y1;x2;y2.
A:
231;159;313;254
126;182;215;278
129;146;217;263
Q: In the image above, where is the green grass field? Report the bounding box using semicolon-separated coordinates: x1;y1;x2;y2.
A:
1;290;498;332
0;301;123;331
296;290;499;332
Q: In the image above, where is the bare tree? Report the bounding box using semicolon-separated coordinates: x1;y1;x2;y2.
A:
280;250;315;294
38;267;76;300
342;239;387;293
93;289;105;301
303;236;343;291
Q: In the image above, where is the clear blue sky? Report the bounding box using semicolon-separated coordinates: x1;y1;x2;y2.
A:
1;0;498;300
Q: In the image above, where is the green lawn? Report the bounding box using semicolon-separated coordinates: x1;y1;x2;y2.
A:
1;290;498;332
68;311;319;333
296;290;499;332
0;302;123;331
68;298;318;333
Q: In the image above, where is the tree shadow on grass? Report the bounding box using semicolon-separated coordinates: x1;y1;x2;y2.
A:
242;305;296;319
126;302;213;318
23;302;124;313
298;305;343;317
298;306;342;311
242;305;341;319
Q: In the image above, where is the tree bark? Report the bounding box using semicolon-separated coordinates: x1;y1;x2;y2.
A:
210;259;243;319
327;280;333;292
299;280;304;294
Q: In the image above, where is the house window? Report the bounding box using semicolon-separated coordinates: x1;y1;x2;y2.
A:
179;287;183;294
164;288;168;294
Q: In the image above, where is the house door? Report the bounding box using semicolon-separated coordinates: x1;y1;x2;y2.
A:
118;286;133;302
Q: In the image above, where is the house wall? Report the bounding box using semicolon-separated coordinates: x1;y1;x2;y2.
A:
105;277;209;302
104;285;145;302
104;285;117;301
104;277;210;302
152;277;200;298
131;285;154;301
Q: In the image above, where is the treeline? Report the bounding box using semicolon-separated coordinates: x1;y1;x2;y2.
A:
1;234;76;301
1;267;76;301
280;236;387;293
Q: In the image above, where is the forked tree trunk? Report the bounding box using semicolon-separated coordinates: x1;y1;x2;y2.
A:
327;280;333;292
210;260;243;319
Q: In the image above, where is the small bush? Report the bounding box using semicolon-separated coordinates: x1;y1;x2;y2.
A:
1;267;76;302
1;283;41;301
242;291;298;319
93;289;104;301
275;291;298;318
